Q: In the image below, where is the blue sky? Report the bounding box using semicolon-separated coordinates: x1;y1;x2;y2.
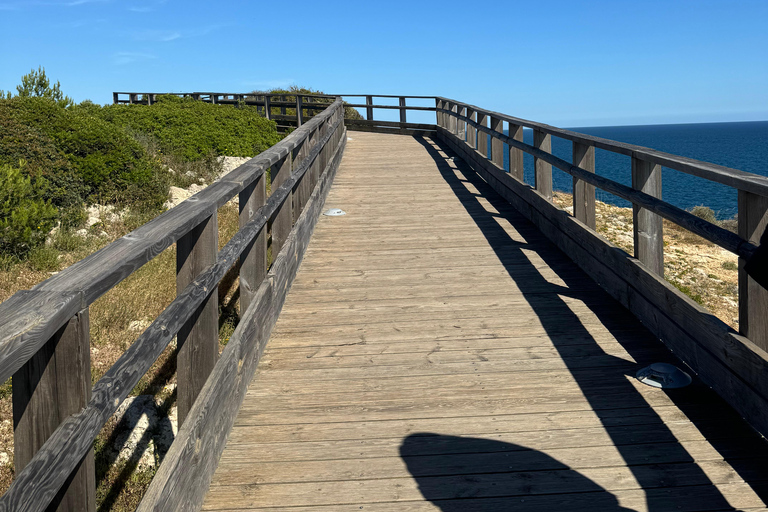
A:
1;0;766;127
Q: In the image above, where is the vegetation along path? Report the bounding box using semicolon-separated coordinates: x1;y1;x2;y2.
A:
202;131;768;511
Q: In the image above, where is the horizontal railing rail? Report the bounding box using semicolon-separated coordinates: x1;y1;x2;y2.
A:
435;97;768;440
0;98;346;512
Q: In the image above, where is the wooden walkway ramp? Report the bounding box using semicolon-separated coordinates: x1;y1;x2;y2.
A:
203;132;768;511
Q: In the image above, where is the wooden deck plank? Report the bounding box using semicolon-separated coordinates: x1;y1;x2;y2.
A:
203;132;768;511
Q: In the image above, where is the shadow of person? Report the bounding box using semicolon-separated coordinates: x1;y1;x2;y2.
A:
401;433;636;511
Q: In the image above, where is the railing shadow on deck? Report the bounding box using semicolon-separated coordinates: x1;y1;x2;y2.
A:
407;135;768;510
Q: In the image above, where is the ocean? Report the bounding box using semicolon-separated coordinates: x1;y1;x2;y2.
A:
495;120;768;220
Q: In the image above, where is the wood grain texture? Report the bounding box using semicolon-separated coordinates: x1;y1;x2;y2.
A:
201;131;768;512
177;212;219;426
0;290;83;383
13;309;94;512
533;128;553;199
573;142;596;229
490;116;503;169
239;172;267;315
508;122;524;181
739;190;768;352
632;157;663;275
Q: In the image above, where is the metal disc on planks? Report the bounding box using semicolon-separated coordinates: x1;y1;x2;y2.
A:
636;362;692;389
323;208;346;216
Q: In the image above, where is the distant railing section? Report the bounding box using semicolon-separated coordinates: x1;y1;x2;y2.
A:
435;97;768;439
113;92;440;135
0;98;347;512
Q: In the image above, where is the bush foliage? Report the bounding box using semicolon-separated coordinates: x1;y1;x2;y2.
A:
98;95;282;161
2;97;169;209
0;163;57;256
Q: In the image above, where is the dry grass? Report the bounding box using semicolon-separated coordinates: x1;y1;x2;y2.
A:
552;191;739;329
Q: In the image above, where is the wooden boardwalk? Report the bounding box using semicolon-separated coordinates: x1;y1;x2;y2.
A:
202;132;768;511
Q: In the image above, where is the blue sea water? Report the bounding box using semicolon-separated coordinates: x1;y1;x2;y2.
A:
493;120;768;219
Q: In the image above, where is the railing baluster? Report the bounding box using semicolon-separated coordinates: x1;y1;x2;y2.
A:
399;97;407;125
508;123;523;180
490;116;503;169
296;95;304;127
533;129;553;199
239;172;267;314
176;212;218;425
572;142;596;229
366;95;373;121
271;154;293;258
467;108;477;149
631;157;663;275
457;105;466;140
264;95;272;121
293;138;309;222
477;111;488;158
13;307;95;512
738;190;768;351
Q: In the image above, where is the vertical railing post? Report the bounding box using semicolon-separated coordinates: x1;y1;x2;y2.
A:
572;142;596;229
271;153;293;258
292;137;309;222
176;212;218;426
366;95;373;121
435;98;444;129
738;190;768;351
477;111;488;158
467;108;477;149
490;116;503;169
13;307;96;512
264;95;272;120
508;123;523;180
280;95;287;117
450;103;458;136
533;129;553;199
457;105;466;140
239;171;267;314
444;101;453;134
631;157;663;275
296;95;304;127
113;92;119;104
399;97;407;125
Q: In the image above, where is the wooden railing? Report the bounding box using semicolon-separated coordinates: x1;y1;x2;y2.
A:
433;97;768;439
113;92;438;135
0;99;347;512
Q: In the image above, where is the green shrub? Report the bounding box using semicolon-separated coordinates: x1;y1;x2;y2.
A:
0;102;86;227
97;96;282;162
3;97;168;210
0;163;58;256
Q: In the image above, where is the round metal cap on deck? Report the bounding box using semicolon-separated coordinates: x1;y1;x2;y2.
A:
323;208;346;216
636;362;692;389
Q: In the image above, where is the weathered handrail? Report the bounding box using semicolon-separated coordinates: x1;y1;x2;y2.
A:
0;98;346;512
435;99;768;442
441;107;759;260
